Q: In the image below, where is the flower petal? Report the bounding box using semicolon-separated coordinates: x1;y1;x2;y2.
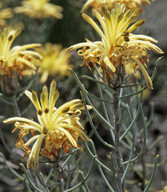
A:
58;123;90;141
27;134;45;169
56;127;77;147
3;117;43;132
104;56;116;72
133;57;153;89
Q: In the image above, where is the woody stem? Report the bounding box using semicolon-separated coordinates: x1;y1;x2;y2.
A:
113;90;123;192
54;152;63;192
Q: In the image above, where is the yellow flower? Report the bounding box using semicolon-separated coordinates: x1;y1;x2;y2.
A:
81;0;154;13
4;80;90;169
14;0;63;19
35;43;72;83
0;25;42;77
0;3;13;26
67;3;163;89
125;62;140;79
157;186;167;192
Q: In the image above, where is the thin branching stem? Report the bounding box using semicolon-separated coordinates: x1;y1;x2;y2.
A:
64;156;96;192
96;79;115;142
121;104;147;165
121;105;135;185
85;141;113;173
80;91;115;150
143;155;159;192
20;163;43;192
13;95;21;116
88;140;115;192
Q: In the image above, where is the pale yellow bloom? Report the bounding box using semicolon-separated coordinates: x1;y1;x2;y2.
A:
157;186;167;192
125;62;140;79
81;0;154;13
0;25;42;77
124;62;151;98
14;0;63;19
35;43;72;83
67;3;163;89
0;3;13;26
4;80;90;169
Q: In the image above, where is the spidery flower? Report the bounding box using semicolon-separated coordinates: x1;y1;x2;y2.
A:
35;43;72;83
4;80;90;169
67;3;163;89
0;25;42;78
81;0;154;13
0;3;13;26
14;0;63;19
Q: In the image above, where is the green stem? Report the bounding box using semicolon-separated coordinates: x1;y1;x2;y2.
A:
64;156;95;192
13;95;21;116
141;156;146;190
143;155;159;192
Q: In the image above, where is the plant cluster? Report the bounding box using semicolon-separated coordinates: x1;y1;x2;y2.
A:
0;0;166;192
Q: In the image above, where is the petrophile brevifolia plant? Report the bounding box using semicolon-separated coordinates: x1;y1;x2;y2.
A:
67;3;163;90
0;0;166;192
66;2;163;192
4;80;90;169
4;79;91;191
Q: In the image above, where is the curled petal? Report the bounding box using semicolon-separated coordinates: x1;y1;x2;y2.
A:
56;127;77;147
11;43;42;56
27;134;45;169
58;123;90;142
129;34;158;43
53;99;83;121
66;42;98;52
81;0;94;13
127;19;145;33
3;117;43;132
128;40;164;54
25;135;40;147
104;56;116;72
16;57;36;70
133;57;153;89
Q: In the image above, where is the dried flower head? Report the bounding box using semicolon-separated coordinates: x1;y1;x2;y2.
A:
67;3;163;89
4;80;90;169
35;43;72;83
14;0;63;19
0;25;42;78
0;3;13;26
81;0;154;13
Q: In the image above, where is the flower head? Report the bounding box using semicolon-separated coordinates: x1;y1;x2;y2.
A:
158;186;167;192
35;43;72;83
67;3;163;89
4;80;90;169
81;0;154;13
0;3;13;26
14;0;63;19
0;25;42;77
